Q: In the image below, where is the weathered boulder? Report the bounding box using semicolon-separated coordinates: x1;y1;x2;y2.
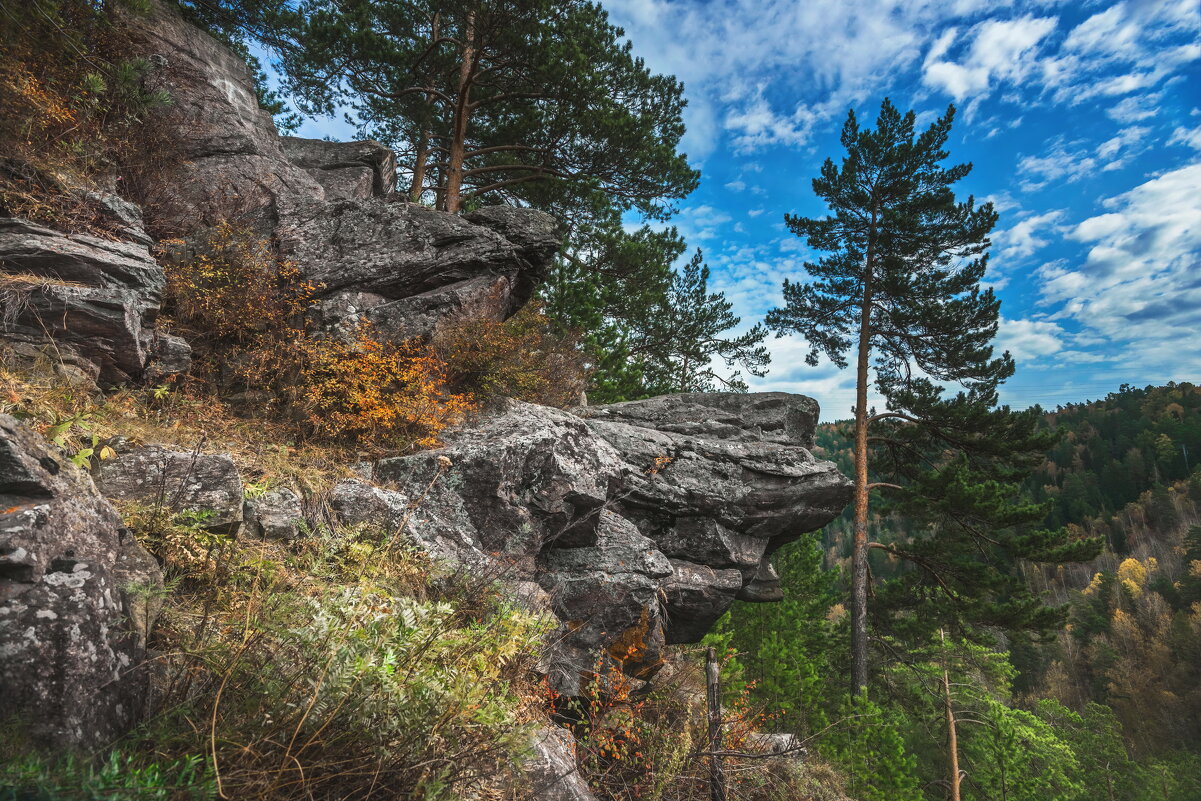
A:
578;393;852;642
0;415;154;748
96;446;244;535
0;218;169;384
374;402;626;558
121;1;323;238
278;200;560;341
243;486;305;540
280;136;397;200
372;394;851;694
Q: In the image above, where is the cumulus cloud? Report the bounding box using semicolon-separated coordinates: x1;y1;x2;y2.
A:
994;316;1066;362
1036;162;1201;374
921;16;1057;101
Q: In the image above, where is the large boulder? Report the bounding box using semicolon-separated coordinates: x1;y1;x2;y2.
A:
95;446;244;535
0;217;177;384
278;200;560;341
371;394;851;694
280;136;397;200
578;393;852;641
0;415;157;748
121;1;324;238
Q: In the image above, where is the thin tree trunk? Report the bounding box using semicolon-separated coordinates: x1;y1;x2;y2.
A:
409;129;429;201
850;205;878;695
706;647;728;801
942;629;962;801
443;12;475;213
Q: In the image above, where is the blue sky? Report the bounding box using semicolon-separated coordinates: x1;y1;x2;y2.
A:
280;0;1200;422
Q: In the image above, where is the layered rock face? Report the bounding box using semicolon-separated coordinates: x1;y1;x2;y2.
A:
0;415;159;748
361;393;851;693
0;218;184;385
117;1;558;343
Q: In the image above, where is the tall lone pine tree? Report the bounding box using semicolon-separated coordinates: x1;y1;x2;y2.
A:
767;100;1098;695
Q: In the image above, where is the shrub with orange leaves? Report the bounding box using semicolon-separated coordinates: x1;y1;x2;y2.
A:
160;222;317;346
433;301;587;408
297;326;475;450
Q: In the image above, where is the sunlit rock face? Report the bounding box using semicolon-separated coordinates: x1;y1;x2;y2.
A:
362;393;852;694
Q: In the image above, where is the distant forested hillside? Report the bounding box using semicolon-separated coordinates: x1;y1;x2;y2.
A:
726;382;1201;798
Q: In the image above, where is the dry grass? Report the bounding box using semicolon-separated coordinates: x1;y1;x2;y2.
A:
0;347;357;492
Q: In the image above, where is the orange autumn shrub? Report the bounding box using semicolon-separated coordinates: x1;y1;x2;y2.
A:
160;222;317;346
160;222;470;450
297;326;475;450
433;301;587;408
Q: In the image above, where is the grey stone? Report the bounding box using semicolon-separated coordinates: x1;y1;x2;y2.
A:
278;199;559;342
243;486;305;540
80;190;154;246
144;331;192;381
521;726;598;801
96;446;243;534
367;394;851;693
280;136;397;199
375;401;627;557
120;1;324;237
0;217;166;383
0;415;154;748
577;391;820;447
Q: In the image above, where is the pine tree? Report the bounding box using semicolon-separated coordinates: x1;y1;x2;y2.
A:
766;99;1099;694
636;249;769;394
272;0;698;215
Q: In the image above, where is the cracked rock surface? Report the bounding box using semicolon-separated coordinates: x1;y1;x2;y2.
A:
0;415;159;748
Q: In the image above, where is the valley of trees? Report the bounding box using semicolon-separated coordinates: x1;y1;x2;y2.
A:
719;383;1201;800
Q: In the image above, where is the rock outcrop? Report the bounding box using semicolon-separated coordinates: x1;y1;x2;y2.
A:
361;393;851;693
119;1;559;343
280;136;398;201
96;446;244;535
0;415;158;748
279;200;559;341
0;218;177;384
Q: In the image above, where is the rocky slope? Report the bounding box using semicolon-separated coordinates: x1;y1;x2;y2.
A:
0;2;855;795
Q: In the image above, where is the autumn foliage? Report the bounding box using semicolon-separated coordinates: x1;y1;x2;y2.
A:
433;300;587;409
297;327;474;449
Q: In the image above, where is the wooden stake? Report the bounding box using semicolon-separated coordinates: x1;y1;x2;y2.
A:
706;647;728;801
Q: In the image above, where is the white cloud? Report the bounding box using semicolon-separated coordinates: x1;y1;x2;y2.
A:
995;316;1066;362
1017;139;1098;190
674;204;734;242
922;16;1057;101
747;208;766;218
1169;122;1201;150
1035;162;1201;374
724;92;819;152
994;209;1065;262
1106;92;1162;123
724;180;747;192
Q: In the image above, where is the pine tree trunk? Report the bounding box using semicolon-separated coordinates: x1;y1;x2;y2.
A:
850;205;877;696
444;12;475;213
409;129;429;202
942;630;962;801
